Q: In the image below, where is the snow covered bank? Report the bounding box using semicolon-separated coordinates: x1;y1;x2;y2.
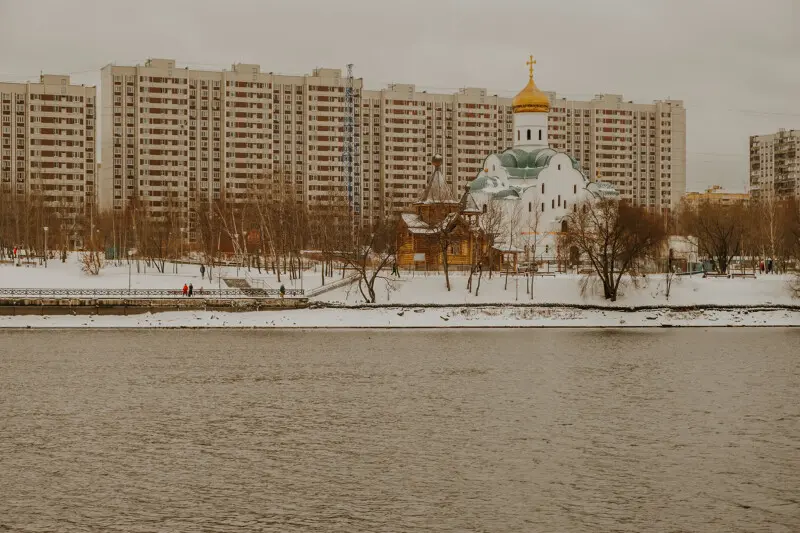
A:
1;306;798;329
319;272;798;307
0;254;326;292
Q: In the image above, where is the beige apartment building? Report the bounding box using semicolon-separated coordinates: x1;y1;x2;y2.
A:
99;59;687;227
682;185;750;209
360;85;513;219
1;75;96;217
750;129;800;200
100;59;363;231
548;93;686;211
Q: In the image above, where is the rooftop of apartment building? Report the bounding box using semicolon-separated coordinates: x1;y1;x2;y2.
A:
0;73;95;89
683;185;750;198
103;58;682;107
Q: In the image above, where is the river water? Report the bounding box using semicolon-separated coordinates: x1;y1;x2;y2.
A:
0;329;798;532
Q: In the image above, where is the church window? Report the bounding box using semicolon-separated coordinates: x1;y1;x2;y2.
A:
561;220;569;232
482;204;487;214
528;202;532;212
541;183;545;194
558;164;561;171
541;203;545;212
517;130;520;141
552;199;555;209
573;184;577;194
538;129;542;141
558;194;561;206
564;201;568;210
527;129;531;141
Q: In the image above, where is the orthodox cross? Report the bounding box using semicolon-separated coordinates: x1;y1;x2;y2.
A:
527;55;536;81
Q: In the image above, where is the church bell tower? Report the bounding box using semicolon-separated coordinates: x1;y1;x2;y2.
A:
512;55;550;150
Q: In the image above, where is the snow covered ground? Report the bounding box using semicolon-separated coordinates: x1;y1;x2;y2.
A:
1;258;798;328
320;271;797;307
0;254;329;292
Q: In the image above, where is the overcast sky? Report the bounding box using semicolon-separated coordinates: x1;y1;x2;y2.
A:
1;0;798;191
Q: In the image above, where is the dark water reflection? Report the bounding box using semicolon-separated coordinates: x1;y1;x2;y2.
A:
1;328;798;532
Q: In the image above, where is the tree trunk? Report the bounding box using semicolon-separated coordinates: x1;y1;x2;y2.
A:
442;249;451;291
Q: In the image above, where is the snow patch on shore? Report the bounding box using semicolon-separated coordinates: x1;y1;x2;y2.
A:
1;306;798;329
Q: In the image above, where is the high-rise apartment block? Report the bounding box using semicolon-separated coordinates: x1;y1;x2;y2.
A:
548;94;686;211
360;85;512;220
100;60;363;229
98;59;687;224
749;129;800;200
0;75;96;217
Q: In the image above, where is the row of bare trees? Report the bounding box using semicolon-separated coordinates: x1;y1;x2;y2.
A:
5;180;800;302
558;195;800;301
680;197;800;275
0;191;83;262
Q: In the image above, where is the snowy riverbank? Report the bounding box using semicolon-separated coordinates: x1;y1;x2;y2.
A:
2;258;799;328
1;305;799;329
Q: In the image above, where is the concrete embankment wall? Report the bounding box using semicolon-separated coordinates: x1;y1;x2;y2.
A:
0;298;308;316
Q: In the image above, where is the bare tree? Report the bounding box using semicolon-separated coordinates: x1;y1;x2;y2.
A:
523;194;544;300
683;201;746;274
562;199;667;301
503;200;524;290
332;218;398;303
476;198;504;279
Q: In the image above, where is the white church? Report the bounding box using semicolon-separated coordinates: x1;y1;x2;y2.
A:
468;56;618;263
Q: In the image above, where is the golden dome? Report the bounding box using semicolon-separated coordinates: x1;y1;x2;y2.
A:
512;55;550;113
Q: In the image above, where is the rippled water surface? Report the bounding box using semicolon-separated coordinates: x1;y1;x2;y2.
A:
1;328;798;532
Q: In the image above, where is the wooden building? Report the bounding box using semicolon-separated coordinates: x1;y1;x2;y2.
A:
397;155;483;270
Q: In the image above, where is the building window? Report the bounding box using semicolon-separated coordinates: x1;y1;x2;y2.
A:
539;129;542;141
528;202;531;212
558;194;561;206
482;204;487;214
541;203;545;212
573;184;577;194
552;199;555;209
527;129;531;141
558;164;561;171
541;183;545;194
517;130;520;141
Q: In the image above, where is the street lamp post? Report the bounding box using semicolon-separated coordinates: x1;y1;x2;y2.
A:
43;226;49;268
127;249;132;291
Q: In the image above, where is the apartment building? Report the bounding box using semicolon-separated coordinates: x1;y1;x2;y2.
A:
99;59;687;226
100;60;362;231
548;94;686;211
750;129;800;200
0;75;96;217
682;185;750;209
360;85;513;219
359;89;685;217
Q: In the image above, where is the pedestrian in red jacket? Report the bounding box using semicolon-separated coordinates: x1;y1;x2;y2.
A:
182;283;188;297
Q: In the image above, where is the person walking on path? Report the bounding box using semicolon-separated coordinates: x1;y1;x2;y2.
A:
200;264;206;280
279;284;286;299
188;283;194;297
182;283;188;297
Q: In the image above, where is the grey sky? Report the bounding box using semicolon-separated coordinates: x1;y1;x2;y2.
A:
1;0;798;191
